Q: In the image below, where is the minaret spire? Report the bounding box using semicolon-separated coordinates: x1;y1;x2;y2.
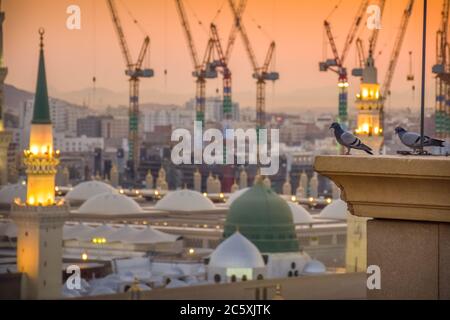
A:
32;28;51;125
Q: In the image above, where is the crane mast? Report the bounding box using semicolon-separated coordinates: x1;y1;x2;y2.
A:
432;0;450;138
106;0;153;180
228;0;279;129
175;0;217;126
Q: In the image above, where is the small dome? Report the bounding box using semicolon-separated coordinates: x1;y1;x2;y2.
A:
155;189;215;212
302;260;326;274
287;202;314;224
76;193;143;215
209;232;265;269
225;187;250;206
0;183;26;205
65;181;116;203
318;199;348;220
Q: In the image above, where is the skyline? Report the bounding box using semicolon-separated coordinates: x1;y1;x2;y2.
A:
3;0;443;111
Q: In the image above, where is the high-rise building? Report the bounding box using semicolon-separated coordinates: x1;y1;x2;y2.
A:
11;30;68;299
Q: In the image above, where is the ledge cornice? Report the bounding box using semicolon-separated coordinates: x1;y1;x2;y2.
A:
314;155;450;222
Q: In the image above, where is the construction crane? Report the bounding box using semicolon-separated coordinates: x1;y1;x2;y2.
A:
106;0;154;180
228;0;279;129
432;0;450;138
175;0;217;126
320;0;369;128
381;0;415;98
210;0;247;123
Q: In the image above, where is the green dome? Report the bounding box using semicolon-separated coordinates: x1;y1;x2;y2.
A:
224;180;299;253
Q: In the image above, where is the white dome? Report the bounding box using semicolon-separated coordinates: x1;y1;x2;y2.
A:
287;202;314;224
155;189;215;212
63;223;95;241
209;232;265;269
0;183;26;205
226;188;250;206
302;260;326;274
76;193;143;215
318;199;348;221
122;226;179;244
65;181;116;203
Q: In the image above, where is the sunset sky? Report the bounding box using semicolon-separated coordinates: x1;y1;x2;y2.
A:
2;0;444;112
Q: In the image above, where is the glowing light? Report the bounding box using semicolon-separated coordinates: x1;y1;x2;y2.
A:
362;88;369;98
163;222;168;226
81;253;88;261
203;192;208;197
308;197;314;202
326;198;332;204
203;224;208;228
28;196;35;205
55;186;59;192
188;248;195;255
135;190;140;195
40;146;47;154
374;127;380;135
216;225;220;229
219;193;224;199
30;145;39;155
154;190;159;196
119;189;124;194
291;196;297;202
362;123;370;133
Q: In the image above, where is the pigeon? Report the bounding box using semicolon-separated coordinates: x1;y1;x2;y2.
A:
395;127;445;152
329;122;373;155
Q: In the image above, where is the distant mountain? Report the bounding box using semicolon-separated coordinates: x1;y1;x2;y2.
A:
4;83;34;111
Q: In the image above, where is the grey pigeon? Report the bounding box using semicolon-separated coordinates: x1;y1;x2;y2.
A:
330;122;373;155
395;127;445;152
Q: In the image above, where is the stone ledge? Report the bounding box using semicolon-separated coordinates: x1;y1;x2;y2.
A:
314;155;450;222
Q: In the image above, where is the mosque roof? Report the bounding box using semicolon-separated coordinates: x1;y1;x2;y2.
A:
65;181;116;203
76;193;143;215
287;202;315;224
155;189;216;212
318;199;348;221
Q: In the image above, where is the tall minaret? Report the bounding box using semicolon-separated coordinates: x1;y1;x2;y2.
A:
11;29;69;300
354;52;384;153
0;0;11;185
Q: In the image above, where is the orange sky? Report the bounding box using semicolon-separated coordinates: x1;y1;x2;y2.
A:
2;0;444;111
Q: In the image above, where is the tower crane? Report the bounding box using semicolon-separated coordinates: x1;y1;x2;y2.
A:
175;0;217;126
432;0;450;138
379;0;414;140
228;0;279;129
320;0;369;127
352;0;386;78
210;0;247;123
106;0;154;179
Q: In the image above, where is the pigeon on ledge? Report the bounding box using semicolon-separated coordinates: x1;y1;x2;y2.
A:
395;126;445;153
330;122;373;155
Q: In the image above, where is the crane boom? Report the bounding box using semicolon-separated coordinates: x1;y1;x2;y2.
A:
174;0;200;70
225;0;247;62
368;0;386;54
228;0;259;72
341;0;369;65
356;38;366;68
262;42;276;73
136;36;150;70
106;0;133;70
381;0;415;96
323;20;341;68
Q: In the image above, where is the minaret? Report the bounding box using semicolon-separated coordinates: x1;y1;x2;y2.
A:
282;174;292;196
206;172;214;194
145;169;153;189
193;168;201;192
239;168;247;189
354;52;384;153
299;171;308;195
0;1;11;185
110;164;119;187
11;29;69;299
309;172;319;198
